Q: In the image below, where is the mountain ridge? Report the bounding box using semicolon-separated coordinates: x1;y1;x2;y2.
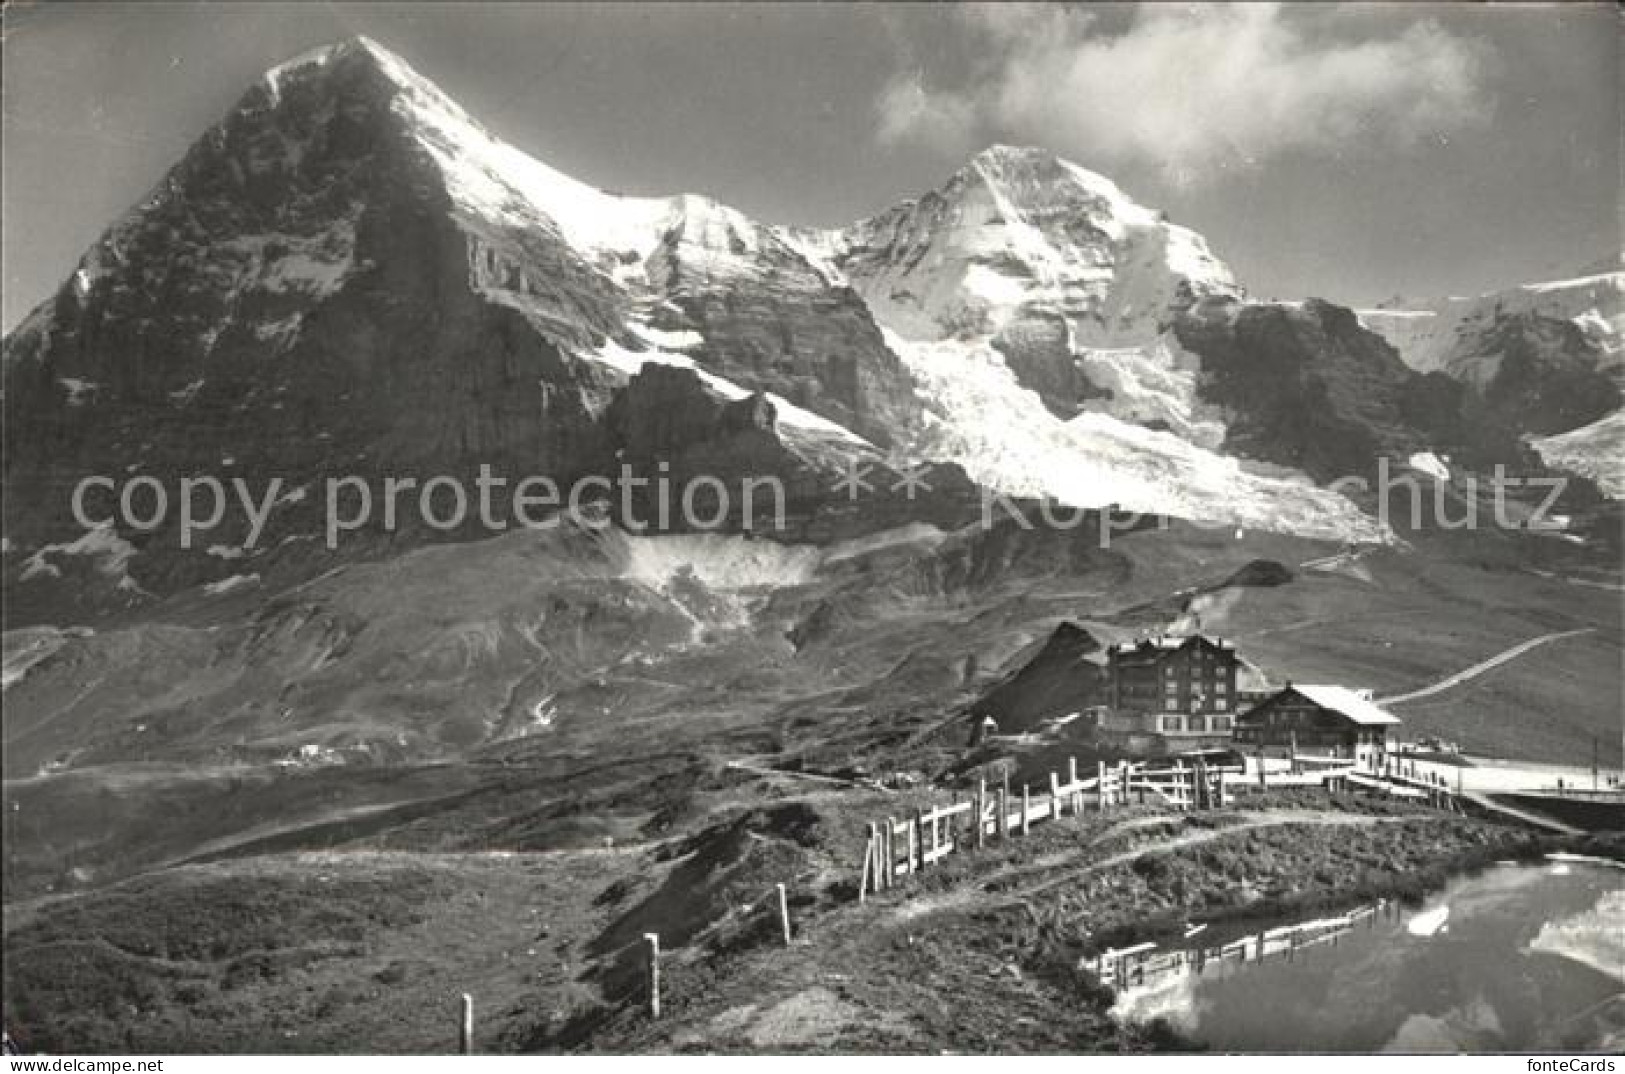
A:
3;37;1615;623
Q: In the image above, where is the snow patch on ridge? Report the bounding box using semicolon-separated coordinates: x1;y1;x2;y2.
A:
19;524;144;591
1408;452;1452;482
591;333;872;446
621;535;824;592
1529;410;1625;498
211;213;361;302
203;573;261;596
821;523;948;564
57;378;98;407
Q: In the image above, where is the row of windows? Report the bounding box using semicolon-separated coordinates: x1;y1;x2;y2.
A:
1158;715;1234;732
1162;666;1235;679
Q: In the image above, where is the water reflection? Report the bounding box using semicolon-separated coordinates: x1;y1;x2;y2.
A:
1098;857;1624;1052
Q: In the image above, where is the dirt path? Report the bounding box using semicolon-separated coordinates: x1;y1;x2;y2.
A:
1376;628;1595;705
890;810;1417;921
724;760;889;792
1524;569;1625;593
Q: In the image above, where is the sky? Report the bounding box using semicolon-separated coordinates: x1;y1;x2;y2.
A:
2;1;1619;331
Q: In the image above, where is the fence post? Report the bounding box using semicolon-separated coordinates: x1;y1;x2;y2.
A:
1098;761;1108;810
459;993;473;1055
877;822;890;890
976;780;987;849
913;809;926;871
860;824;875;902
883;817;896;888
777;882;792;946
998;786;1010;839
878;819;889;889
644;933;661;1018
1050;771;1062;818
906;811;918;875
1021;785;1031;835
1217;770;1227;809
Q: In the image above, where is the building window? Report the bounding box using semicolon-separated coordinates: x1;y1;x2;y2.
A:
1215;699;1227;712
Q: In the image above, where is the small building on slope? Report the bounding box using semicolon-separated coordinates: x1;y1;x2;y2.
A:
1232;684;1401;774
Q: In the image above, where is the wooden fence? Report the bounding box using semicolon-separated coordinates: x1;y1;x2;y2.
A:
859;757;1234;897
1088;901;1382;990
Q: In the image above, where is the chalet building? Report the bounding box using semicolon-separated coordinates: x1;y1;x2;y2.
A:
1232;684;1400;774
1098;634;1242;751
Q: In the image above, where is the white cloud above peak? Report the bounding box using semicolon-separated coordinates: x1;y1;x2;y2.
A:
875;3;1493;180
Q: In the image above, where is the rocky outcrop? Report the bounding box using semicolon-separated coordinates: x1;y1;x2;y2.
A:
0;41;639;604
602;363;983;542
1361;270;1623;384
644;199;915;446
991;310;1112;419
1174;296;1440;481
1359;272;1624;475
1464;315;1620;448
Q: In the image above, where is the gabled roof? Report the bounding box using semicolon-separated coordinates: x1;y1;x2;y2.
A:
1108;634;1237;660
1288;684;1402;725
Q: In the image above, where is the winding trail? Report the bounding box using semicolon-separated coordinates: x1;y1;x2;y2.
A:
1376;628;1595;705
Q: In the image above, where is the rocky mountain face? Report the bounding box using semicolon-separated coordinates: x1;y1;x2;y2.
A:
1362;268;1623;384
2;38;1615;627
1360;269;1624;464
1172;296;1462;481
0;39;955;618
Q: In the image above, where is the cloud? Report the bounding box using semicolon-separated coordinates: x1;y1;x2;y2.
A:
875;70;978;151
875;3;1492;179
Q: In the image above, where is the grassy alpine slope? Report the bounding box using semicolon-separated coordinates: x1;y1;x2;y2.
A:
3;511;1621;1051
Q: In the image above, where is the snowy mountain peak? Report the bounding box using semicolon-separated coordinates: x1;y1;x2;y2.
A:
259;36;392;92
826;144;1238;346
961;144;1155;230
